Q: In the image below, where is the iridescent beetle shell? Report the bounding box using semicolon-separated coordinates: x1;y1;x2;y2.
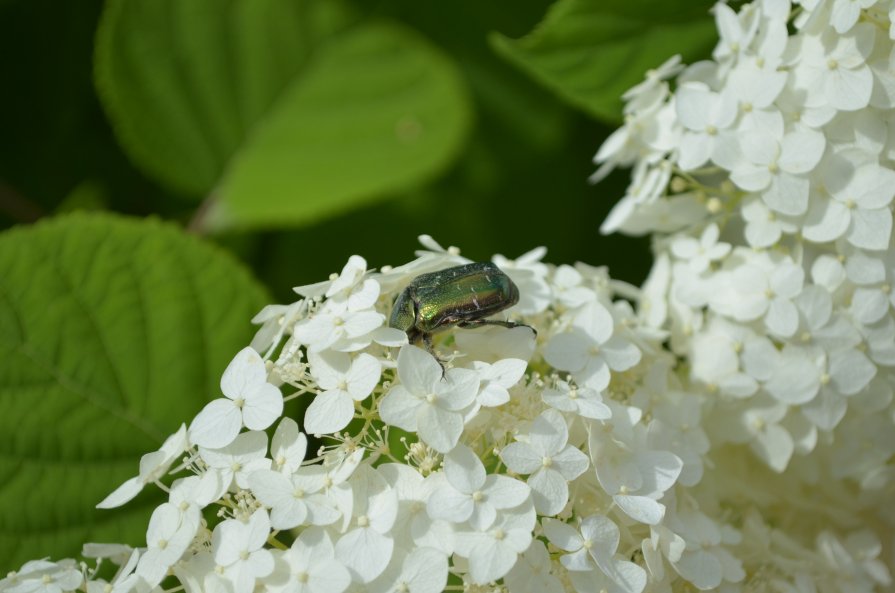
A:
389;262;528;349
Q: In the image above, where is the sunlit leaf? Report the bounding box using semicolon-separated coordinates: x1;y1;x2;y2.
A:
0;213;268;567
491;0;716;123
95;0;470;229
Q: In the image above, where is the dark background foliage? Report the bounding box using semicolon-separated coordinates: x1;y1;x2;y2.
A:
0;0;714;567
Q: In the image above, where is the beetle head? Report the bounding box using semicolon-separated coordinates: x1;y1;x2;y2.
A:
389;291;417;334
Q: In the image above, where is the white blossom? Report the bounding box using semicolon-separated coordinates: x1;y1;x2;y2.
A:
189;347;283;449
452;499;536;585
542;379;611;420
334;465;398;583
249;466;339;530
212;510;274;593
543;516;647;593
199;431;271;500
136;502;201;588
427;444;530;530
366;547;448;593
304;351;380;435
379;345;479;453
675;83;737;170
499;409;589;515
790;24;875;111
469;358;527;410
588;408;683;525
1;560;83;593
97;424;188;509
545;301;641;391
714;128;825;215
378;464;454;555
270;417;307;474
503;540;563;593
265;527;350;593
670;223;731;274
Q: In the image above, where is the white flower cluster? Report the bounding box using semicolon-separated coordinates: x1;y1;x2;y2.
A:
1;239;708;593
593;0;895;588
4;1;895;592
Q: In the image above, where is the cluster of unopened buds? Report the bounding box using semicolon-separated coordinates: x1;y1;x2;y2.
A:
4;0;895;591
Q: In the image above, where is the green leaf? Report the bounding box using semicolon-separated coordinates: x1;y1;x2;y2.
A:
95;0;321;196
0;213;268;569
208;23;471;230
95;0;471;229
491;0;717;123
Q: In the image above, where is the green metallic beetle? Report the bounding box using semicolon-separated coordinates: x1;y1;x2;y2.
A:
389;262;535;356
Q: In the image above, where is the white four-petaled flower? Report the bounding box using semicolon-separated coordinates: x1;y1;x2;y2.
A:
379;345;479;453
189;347;283;449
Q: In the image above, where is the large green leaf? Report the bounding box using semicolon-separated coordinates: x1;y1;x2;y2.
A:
0;213;268;569
95;0;314;196
208;23;471;230
95;0;470;229
491;0;717;123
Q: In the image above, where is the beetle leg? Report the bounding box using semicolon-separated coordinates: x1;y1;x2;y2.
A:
458;319;538;337
422;332;435;353
421;332;449;378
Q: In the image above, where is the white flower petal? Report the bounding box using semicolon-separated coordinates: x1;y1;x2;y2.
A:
379;385;421;432
676;84;713;130
750;423;794;472
826;65;873;111
575;397;613;420
543;518;583;552
604;558;648;593
417;405;463;453
484;475;531;510
544;332;591;373
766;297;799;337
602;337;642;371
96;477;143;509
528;469;568;516
851;288;890;324
220;347;268;400
553;446;590;480
763;173;809;215
335;528;393;583
803;197;850;243
829;349;876;395
396;345;441;394
445;445;486;492
437;368;480;411
401;548;448;593
500;442;542;475
765;351;820;405
802;389;848;430
189;399;242;449
528;409;569;455
270;417;306;474
346;353;381;400
304;390;354;435
466;536;518;584
673;550;723;591
578;356;611;392
241;383;283;431
848;208;892;250
779;130;825;173
342;310;385;338
427;482;473;523
614;494;665;525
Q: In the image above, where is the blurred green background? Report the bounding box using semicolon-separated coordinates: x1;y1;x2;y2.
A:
0;0;714;569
